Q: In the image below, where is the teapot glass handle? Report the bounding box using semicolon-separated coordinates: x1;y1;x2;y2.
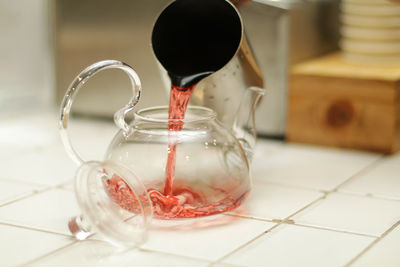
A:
59;60;142;165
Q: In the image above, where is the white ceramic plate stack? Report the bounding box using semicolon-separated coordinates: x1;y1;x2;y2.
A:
340;0;400;64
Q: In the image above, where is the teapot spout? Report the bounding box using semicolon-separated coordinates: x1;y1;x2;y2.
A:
232;86;265;162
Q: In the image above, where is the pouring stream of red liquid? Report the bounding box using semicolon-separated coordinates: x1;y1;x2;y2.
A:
164;84;195;196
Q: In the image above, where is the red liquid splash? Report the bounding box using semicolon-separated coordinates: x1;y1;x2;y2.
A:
104;174;247;219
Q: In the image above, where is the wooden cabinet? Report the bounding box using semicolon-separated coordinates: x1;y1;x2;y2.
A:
288;53;400;154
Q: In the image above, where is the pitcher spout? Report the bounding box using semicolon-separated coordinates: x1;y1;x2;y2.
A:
232;86;265;162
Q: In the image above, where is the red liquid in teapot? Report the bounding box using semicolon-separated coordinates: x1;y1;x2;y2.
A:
104;84;247;219
105;173;247;219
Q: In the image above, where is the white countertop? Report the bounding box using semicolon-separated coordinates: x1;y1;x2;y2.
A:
1;109;399;267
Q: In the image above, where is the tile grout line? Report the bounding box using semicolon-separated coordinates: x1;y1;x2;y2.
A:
284;195;327;220
19;240;79;267
23;239;216;266
4;220;237;266
211;155;386;265
207;261;245;267
137;247;214;265
334;190;400;202
253;155;387;201
228;213;378;238
279;154;398;235
0;177;49;188
344;220;400;267
0;186;54;208
22;239;120;266
0;181;75;208
213;195;328;264
213;222;281;264
292;222;379;239
0;221;73;238
227;213;378;239
252;178;323;192
331;155;385;192
275;155;387;240
225;213;274;223
0;193;42;208
254;175;400;204
1;144;388;265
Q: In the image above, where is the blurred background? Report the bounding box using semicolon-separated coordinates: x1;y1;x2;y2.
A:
0;0;53;113
0;0;339;135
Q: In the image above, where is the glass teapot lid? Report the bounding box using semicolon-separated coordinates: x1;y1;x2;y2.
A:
69;160;153;247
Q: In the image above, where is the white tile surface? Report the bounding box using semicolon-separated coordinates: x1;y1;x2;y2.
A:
0;223;73;266
0;114;116;186
30;240;211;267
0;145;77;186
231;182;323;220
252;139;283;161
0;180;43;206
252;144;380;191
340;153;400;200
0;188;79;235
0;144;30;165
292;193;400;236
60;181;74;192
352;224;400;267
0;111;59;150
223;224;374;267
142;216;275;261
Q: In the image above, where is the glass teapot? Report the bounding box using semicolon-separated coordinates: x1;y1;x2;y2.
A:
60;60;254;246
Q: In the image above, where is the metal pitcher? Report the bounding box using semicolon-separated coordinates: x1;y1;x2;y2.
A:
151;0;265;160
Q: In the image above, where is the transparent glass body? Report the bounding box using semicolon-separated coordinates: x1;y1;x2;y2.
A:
106;106;250;219
60;60;252;246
